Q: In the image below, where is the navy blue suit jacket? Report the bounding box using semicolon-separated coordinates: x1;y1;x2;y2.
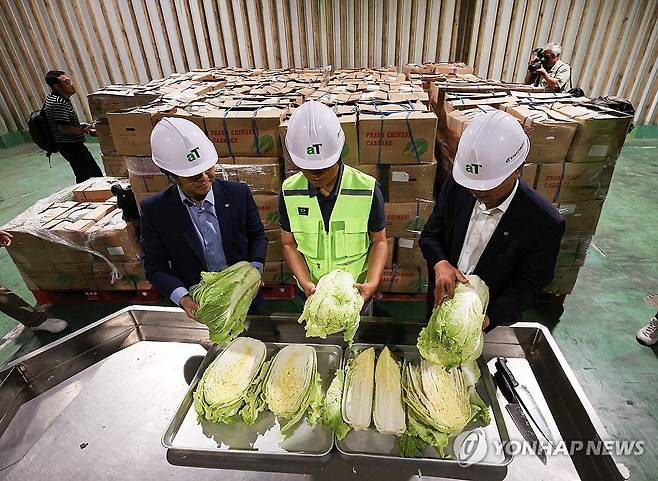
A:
140;180;268;300
419;176;565;325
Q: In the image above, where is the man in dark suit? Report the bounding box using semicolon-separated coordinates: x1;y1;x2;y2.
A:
420;111;564;328
140;118;267;320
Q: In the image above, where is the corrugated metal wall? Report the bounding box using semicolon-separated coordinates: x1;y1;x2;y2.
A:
0;0;656;135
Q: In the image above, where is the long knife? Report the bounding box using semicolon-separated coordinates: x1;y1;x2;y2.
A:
494;366;547;464
496;357;555;446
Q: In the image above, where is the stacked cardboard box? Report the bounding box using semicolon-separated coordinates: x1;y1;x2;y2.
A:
4;190;148;292
433;80;633;295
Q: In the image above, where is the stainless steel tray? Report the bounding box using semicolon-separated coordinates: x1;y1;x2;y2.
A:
162;341;342;467
0;307;630;480
336;343;512;480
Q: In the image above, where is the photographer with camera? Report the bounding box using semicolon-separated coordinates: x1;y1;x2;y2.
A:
524;43;572;93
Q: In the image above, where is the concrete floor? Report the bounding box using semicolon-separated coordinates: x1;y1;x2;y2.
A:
0;138;656;480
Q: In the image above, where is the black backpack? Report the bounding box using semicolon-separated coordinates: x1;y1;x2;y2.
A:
28;106;58;157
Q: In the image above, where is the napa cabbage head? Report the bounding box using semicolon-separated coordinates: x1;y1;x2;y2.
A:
298;269;363;345
190;261;262;344
417;275;489;369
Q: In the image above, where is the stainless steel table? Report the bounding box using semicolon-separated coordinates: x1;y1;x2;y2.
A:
0;307;630;480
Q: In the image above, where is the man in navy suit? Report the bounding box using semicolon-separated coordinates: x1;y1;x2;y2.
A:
140;118;267;320
420;111;564;328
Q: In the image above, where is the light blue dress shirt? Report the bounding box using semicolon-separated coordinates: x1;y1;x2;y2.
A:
171;186;263;306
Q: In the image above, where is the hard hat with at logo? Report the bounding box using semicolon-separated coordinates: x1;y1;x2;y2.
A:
151;117;218;177
285;100;345;170
453;110;530;190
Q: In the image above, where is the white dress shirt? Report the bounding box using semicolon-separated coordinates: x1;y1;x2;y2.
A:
457;180;519;274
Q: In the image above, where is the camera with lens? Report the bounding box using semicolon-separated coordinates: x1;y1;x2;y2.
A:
528;48;545;72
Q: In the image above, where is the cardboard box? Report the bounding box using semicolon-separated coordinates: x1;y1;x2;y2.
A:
254;194;280;230
429;80;508;128
545;267;580;294
379;266;428;294
522;163;538;188
19;264;95;291
88;88;159;119
444;106;498;153
125;157;172;193
265;229;283;262
262;260;295;285
95;118;117;155
551;103;632;163
556;236;591;268
396;235;427;268
73;178;129;203
101;155;128;177
107;107;155;156
92;261;151;291
204;105;285;157
5;231;55;271
87;210;143;263
535;161;615;202
554;200;604;236
443;93;517;114
387;162;437;202
384;201;435;237
434;62;474;76
217;157;283;194
358;102;437;164
150;106;205;131
354;164;381;183
502;104;578;164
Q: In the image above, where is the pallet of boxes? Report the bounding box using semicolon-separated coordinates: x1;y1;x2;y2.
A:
100;71;316;292
433;76;633;298
2;178;152;301
280;67;439;297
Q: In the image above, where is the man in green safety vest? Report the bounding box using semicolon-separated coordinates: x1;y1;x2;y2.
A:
279;101;388;302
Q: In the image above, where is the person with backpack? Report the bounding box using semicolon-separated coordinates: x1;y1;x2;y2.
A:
42;70;102;183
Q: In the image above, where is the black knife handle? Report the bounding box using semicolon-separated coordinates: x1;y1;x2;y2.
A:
496;357;519;388
494;370;518;404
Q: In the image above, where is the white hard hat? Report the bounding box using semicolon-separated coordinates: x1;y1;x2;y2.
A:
151;117;217;177
453;110;530;190
285;100;345;170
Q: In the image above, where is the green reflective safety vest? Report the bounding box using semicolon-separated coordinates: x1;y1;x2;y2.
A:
282;165;376;284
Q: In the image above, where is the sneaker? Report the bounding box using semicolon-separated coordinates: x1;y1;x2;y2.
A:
636;317;658;346
32;318;68;333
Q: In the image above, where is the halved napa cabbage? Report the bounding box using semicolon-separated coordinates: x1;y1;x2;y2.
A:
400;359;490;457
342;347;375;430
264;344;322;435
373;347;406;435
194;337;269;424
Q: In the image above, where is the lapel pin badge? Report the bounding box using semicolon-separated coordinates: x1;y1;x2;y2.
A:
504;231;509;236
225;203;230;208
